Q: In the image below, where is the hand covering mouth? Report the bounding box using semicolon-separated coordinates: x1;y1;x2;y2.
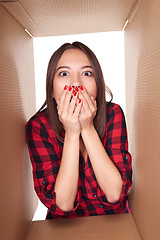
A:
70;95;79;105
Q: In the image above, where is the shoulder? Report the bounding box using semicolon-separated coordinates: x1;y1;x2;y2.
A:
25;109;48;132
106;101;124;121
25;109;58;141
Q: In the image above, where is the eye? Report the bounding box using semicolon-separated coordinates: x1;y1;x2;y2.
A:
59;71;69;77
83;71;92;76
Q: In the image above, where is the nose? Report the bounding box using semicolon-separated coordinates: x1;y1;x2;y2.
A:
72;85;80;93
72;85;80;88
71;75;81;89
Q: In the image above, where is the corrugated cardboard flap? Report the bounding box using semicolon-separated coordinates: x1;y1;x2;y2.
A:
25;214;142;240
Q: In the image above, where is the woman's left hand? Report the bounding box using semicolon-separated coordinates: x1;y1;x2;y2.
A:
78;85;97;132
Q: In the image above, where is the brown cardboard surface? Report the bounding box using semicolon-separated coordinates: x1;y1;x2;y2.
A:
1;0;160;239
1;0;137;37
125;0;160;239
0;4;37;240
26;214;142;240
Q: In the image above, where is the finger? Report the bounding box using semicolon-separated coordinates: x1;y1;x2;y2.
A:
58;85;73;115
74;97;83;116
57;85;68;113
79;86;95;112
90;96;97;117
68;89;79;115
90;96;97;111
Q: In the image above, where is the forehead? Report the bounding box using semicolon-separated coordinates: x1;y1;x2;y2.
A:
57;49;91;65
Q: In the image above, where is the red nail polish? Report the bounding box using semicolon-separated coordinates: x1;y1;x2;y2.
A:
64;85;68;90
72;90;77;96
80;85;83;90
79;99;82;103
69;86;72;91
75;86;79;92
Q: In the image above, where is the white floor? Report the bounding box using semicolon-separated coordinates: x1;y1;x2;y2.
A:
32;199;48;221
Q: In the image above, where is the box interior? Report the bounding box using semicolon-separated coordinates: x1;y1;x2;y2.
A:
0;0;160;240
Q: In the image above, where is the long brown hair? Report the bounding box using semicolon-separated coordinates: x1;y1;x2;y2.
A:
37;42;113;143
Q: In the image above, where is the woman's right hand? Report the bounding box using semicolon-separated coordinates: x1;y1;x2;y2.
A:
56;85;83;135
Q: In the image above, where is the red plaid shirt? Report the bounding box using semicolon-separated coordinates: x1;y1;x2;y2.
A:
25;102;133;220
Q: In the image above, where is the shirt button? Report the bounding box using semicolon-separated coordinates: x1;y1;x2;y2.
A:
42;180;46;185
99;204;103;208
125;156;128;160
93;194;97;197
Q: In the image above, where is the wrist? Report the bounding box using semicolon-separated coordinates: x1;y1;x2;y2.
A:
65;131;80;139
81;125;95;137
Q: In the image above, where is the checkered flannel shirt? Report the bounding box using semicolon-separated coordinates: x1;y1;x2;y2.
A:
25;101;133;219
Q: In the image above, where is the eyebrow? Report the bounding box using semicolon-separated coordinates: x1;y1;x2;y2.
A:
56;65;93;72
56;66;71;72
81;65;92;69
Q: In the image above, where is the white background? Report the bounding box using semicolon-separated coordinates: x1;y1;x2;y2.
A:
32;31;125;221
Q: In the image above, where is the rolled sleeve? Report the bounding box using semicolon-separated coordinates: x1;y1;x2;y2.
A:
97;150;132;206
97;103;133;206
25;119;80;216
36;177;80;215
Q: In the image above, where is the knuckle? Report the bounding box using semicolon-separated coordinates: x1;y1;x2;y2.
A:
61;114;66;120
88;112;92;118
59;116;62;122
71;118;76;123
57;107;60;113
73;118;78;124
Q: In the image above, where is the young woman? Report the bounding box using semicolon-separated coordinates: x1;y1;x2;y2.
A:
25;41;133;220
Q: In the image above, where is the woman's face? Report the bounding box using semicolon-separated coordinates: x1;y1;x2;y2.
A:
53;49;97;103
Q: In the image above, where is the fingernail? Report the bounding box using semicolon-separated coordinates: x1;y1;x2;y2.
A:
72;90;77;96
91;96;94;100
75;86;79;92
64;85;68;90
80;85;83;90
79;99;82;103
69;86;72;91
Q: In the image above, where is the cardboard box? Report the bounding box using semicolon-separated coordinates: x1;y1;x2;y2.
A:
0;0;159;239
